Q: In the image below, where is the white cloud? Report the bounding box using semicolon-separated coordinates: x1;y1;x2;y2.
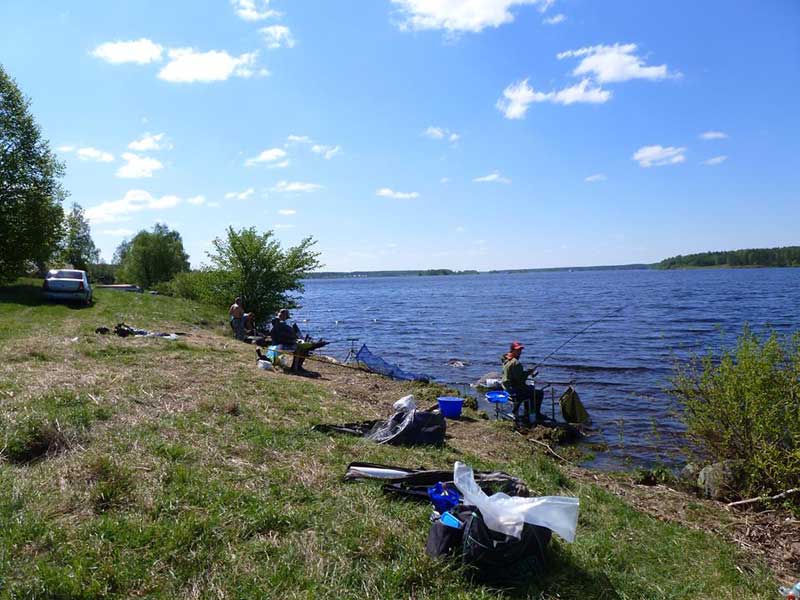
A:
557;43;674;84
272;181;322;193
100;228;135;237
632;145;686;167
585;173;607;182
423;126;460;143
278;208;296;216
208;201;221;208
260;25;295;49
92;38;163;64
440;177;450;184
391;0;551;33
86;190;180;224
116;153;164;178
225;188;255;200
286;134;312;144
76;147;114;162
496;78;610;119
700;131;728;140
271;159;290;169
187;195;206;205
473;171;511;184
129;132;170;151
158;48;261;83
245;147;287;166
455;226;465;232
702;155;728;166
376;187;419;199
543;13;565;24
311;144;341;160
232;0;279;21
57;145;75;153
273;223;295;229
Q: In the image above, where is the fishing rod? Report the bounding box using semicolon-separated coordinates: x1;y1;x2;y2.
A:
532;304;628;370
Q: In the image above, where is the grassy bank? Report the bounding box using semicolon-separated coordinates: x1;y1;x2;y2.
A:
0;281;779;599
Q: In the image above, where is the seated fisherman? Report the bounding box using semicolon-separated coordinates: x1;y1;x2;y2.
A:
229;297;245;340
265;308;328;373
502;341;546;425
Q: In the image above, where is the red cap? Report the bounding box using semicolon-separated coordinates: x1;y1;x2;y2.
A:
510;341;525;351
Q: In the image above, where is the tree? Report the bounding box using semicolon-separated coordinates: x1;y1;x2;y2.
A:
117;224;189;288
204;227;321;322
0;64;66;282
60;203;99;271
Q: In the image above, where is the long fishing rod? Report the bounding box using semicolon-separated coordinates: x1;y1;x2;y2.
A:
532;304;628;369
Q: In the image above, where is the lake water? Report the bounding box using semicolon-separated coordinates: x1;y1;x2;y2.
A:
293;268;800;469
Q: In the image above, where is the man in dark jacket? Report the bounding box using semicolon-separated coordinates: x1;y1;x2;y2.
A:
501;341;545;425
267;308;327;373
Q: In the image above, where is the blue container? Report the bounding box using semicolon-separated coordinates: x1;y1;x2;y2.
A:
485;390;511;404
437;396;464;418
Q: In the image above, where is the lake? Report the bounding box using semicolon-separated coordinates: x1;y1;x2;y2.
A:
293;268;800;469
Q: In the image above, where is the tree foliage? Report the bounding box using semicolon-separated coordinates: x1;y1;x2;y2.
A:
60;203;99;271
116;224;189;288
0;64;66;282
659;246;800;269
165;227;321;323
672;329;800;502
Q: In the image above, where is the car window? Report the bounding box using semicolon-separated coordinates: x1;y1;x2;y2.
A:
50;270;84;279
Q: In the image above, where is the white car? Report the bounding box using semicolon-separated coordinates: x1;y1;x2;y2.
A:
42;269;93;305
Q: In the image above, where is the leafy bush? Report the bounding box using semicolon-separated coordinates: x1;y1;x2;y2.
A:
672;329;800;501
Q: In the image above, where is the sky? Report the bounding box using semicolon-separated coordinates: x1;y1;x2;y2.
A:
2;0;799;271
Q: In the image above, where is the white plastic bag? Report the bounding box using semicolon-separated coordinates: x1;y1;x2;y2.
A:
257;359;274;371
393;395;417;412
453;461;579;542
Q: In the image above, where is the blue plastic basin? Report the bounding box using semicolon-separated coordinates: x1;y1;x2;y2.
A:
437;396;464;418
485;390;511;404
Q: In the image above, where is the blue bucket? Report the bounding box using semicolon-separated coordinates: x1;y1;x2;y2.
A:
485;390;511;404
437;396;464;418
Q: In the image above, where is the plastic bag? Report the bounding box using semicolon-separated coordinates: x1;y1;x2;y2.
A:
453;461;579;542
257;359;273;371
393;395;417;412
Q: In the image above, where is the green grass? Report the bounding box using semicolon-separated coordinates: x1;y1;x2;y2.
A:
0;281;778;599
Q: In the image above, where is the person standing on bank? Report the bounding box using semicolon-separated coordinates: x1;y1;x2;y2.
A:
501;341;545;425
229;297;245;340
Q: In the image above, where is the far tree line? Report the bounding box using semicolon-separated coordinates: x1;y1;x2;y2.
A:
1;62;320;323
658;246;800;269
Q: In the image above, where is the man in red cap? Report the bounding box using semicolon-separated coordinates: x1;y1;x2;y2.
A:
501;341;545;425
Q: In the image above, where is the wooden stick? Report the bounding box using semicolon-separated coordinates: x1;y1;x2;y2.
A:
527;437;572;464
726;488;800;508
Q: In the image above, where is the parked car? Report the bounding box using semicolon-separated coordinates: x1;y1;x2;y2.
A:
42;269;93;305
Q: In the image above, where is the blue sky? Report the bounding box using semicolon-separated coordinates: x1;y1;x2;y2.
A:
2;0;798;271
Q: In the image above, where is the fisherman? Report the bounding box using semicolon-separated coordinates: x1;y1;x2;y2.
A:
229;297;246;340
502;341;546;425
267;308;328;374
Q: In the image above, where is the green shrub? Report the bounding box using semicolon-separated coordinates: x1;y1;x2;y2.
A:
672;329;800;502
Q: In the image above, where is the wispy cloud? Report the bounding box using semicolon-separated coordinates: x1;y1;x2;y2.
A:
557;43;677;84
286;134;312;144
473;171;511;184
496;78;610;119
376;187;419;199
272;181;322;193
187;195;206;205
277;208;296;216
225;188;255;200
86;190;180;224
700;131;728;140
632;145;686;167
273;223;295;229
231;0;279;21
92;38;163;64
391;0;554;33
116;153;163;178
423;126;460;144
585;173;607;182
311;144;341;159
702;155;728;166
245;147;287;167
76;147;114;162
158;48;263;83
260;25;295;49
543;13;565;25
129;132;171;151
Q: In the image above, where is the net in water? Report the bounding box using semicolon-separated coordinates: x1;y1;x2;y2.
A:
353;344;430;382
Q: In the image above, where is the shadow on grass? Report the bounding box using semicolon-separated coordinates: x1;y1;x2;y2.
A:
0;283;93;309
